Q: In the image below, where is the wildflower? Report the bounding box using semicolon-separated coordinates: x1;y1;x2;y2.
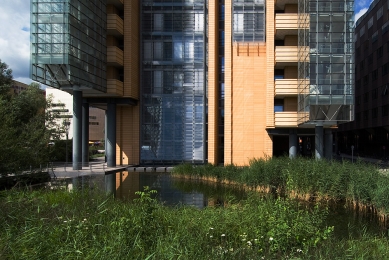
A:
221;234;226;237
229;248;234;252
254;239;258;242
63;221;67;223
210;235;213;238
210;227;214;230
84;218;87;221
247;241;252;246
269;237;273;241
297;249;303;253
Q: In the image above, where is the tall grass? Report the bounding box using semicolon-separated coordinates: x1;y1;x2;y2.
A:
1;188;334;259
173;157;389;217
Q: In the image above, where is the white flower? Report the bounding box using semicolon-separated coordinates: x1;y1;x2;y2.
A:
269;237;273;241
247;241;252;246
221;234;226;237
210;235;213;238
210;227;214;230
63;221;67;223
297;249;303;253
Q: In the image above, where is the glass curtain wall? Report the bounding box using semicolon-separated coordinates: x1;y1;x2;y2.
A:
140;0;207;164
233;0;265;42
298;0;354;124
31;0;106;91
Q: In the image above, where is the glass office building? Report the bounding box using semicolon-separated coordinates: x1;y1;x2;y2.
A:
31;0;106;92
298;0;354;125
140;0;207;164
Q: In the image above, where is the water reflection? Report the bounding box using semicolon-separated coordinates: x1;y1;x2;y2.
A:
64;171;387;238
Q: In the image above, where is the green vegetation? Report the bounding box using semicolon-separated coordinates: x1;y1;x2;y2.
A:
1;187;389;259
173;157;389;217
0;60;65;176
0;188;333;259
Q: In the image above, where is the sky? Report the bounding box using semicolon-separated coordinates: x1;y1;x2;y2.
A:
0;0;374;86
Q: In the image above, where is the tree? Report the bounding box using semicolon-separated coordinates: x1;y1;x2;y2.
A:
0;61;64;176
0;59;13;96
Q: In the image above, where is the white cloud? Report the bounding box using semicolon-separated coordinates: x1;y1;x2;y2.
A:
355;0;374;12
355;7;369;24
0;0;31;84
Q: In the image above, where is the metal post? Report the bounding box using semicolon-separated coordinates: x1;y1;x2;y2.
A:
315;124;324;159
73;90;82;170
106;101;116;167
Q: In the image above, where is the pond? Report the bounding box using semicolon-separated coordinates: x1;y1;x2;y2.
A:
60;171;387;239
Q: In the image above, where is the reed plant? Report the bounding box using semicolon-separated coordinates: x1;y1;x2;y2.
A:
172;156;389;216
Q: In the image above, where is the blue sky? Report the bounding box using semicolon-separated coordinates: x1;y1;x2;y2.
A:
0;0;374;86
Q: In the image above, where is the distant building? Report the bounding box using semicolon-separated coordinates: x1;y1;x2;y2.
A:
337;0;389;158
10;81;29;95
46;87;105;142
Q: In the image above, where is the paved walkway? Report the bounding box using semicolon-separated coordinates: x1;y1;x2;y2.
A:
49;158;127;178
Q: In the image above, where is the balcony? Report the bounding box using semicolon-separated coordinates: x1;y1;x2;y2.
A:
274;79;298;97
275;13;309;40
275;46;308;67
107;46;124;67
274;112;298;127
107;14;124;36
107;79;123;96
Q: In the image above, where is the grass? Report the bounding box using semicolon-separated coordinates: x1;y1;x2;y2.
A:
1;188;336;259
173;157;389;219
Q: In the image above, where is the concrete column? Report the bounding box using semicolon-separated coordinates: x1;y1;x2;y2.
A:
324;129;333;160
105;173;116;196
73;90;82;170
106;101;116;167
289;129;298;159
82;101;89;167
315;124;324;159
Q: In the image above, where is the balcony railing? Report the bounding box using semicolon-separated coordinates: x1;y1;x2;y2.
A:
275;14;299;30
107;79;123;96
274;112;298;127
107;46;124;67
107;14;124;36
274;79;298;96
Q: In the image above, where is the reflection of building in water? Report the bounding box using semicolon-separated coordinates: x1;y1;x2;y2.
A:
115;171;140;200
114;171;206;208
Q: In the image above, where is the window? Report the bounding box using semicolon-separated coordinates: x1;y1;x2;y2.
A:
364;92;369;103
356;95;361;105
372;107;378;118
368;17;373;29
356;79;361;89
382;105;389;116
383;21;389;34
363;110;369;120
363;74;369;85
377;7;383;19
356;112;361;121
372;31;378;42
377;46;383;57
383;63;389;75
368;53;373;64
382;84;388;96
360;60;365;71
372;69;378;81
89;116;97;120
372;88;378;99
89;122;99;125
274;99;284;112
360;25;365;36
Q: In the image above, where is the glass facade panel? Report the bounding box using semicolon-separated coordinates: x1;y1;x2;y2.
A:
298;0;354;125
141;0;207;164
233;0;265;42
31;0;106;91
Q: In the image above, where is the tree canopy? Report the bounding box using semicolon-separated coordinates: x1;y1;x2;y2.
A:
0;60;64;176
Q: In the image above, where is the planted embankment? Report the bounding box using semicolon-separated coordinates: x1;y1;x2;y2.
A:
172;157;389;224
